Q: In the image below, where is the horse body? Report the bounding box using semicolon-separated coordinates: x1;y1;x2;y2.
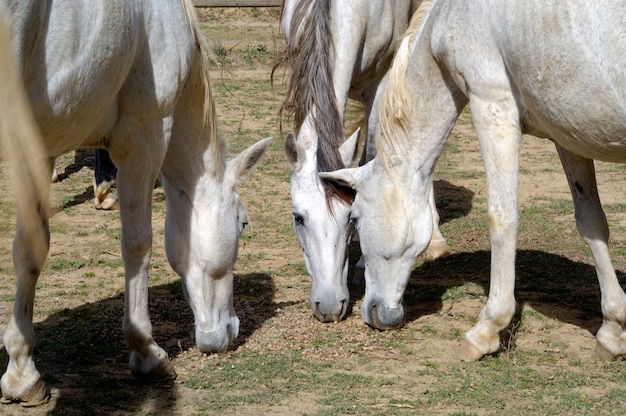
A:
322;0;626;360
281;0;448;323
0;0;269;405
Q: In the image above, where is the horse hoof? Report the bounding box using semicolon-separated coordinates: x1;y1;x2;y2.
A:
1;379;50;407
101;197;119;210
592;341;624;361
50;167;59;183
131;359;177;383
458;339;486;362
94;196;118;210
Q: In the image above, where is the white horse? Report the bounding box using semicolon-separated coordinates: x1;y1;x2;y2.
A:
279;0;450;323
322;0;626;360
0;0;270;406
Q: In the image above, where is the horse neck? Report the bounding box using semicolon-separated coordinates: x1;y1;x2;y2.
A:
166;43;225;188
376;2;467;186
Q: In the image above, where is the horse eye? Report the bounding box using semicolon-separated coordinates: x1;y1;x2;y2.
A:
350;215;358;227
293;213;304;226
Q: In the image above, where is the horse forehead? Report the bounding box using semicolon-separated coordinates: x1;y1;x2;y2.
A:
290;157;322;190
291;174;325;208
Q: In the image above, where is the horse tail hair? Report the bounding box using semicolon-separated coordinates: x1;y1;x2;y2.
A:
377;0;433;173
180;0;223;180
274;0;354;208
0;12;50;262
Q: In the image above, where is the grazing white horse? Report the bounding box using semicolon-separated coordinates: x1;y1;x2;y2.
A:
279;0;449;323
0;0;270;406
322;0;626;361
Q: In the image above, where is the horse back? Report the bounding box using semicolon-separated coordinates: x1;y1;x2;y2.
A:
429;0;626;160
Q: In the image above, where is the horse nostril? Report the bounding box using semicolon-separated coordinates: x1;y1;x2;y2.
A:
370;303;378;327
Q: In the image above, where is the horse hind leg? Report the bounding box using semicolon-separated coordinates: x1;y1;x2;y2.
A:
1;188;51;407
556;145;626;360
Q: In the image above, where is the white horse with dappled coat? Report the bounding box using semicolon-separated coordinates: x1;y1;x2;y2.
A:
322;0;626;360
279;0;449;323
0;0;270;406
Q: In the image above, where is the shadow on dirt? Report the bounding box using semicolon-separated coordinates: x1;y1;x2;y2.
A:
433;179;475;225
54;149;95;183
403;248;620;355
0;272;278;415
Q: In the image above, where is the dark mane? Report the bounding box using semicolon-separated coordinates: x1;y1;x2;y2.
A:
273;0;355;206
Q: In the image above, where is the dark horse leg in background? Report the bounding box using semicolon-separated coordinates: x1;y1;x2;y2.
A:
93;149;118;210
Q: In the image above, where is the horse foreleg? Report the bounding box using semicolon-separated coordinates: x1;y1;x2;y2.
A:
114;141;174;381
1;198;50;406
459;97;521;362
556;146;626;359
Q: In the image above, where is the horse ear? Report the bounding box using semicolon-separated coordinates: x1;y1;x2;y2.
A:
319;161;372;191
226;137;272;187
339;127;360;167
284;132;305;169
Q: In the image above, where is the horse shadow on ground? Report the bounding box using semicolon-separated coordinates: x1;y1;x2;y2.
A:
54;148;95;183
48;149;97;212
0;272;281;415
402;249;614;338
432;178;476;225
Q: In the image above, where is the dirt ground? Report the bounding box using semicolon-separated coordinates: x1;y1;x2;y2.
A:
1;6;626;416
